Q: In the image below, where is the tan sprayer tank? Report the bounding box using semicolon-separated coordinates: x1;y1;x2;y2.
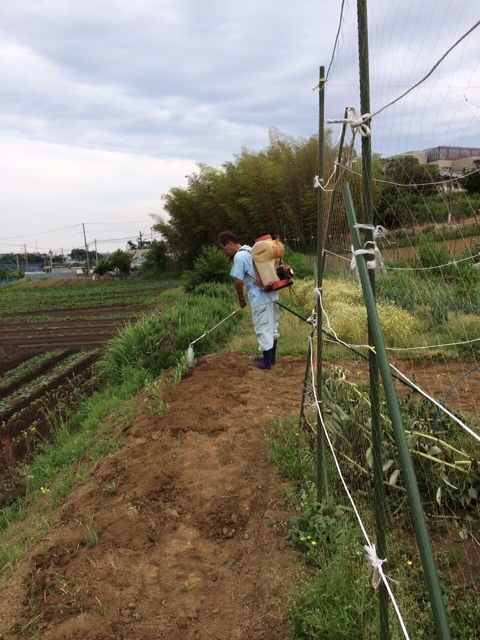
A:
251;235;285;288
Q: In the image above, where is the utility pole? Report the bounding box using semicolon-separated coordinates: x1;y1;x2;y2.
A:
24;244;28;269
94;239;99;266
82;223;91;274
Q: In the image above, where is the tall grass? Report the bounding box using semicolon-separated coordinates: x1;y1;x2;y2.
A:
100;283;240;384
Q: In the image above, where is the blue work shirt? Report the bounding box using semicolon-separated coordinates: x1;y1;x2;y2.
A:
230;245;279;309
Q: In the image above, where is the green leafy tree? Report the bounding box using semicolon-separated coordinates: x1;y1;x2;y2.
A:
463;169;480;193
109;249;132;275
154;129;334;263
376;155;441;228
140;240;173;275
69;248;88;262
94;259;111;276
182;246;231;293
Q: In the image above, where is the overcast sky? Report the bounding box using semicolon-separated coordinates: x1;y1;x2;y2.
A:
1;0;479;256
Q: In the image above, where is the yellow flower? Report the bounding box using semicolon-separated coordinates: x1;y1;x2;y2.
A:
406;560;413;566
40;487;50;494
311;541;317;546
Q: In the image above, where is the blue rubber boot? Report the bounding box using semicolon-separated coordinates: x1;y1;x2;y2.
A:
271;340;278;365
252;348;272;370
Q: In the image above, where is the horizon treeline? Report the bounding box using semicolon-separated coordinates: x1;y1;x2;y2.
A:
152;127;480;267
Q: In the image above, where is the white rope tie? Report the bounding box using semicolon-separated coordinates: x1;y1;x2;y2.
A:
354;223;389;240
351;241;388;277
327;107;371;137
364;544;387;590
313;161;339;192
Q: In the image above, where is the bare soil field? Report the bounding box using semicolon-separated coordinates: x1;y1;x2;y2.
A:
0;307;141;353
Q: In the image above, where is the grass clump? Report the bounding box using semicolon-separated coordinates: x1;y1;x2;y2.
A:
100;284;240;384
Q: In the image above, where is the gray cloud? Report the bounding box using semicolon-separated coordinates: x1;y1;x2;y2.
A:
1;0;479;251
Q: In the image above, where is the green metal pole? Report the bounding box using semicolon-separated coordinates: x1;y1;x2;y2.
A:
343;182;452;640
356;1;389;635
316;66;328;502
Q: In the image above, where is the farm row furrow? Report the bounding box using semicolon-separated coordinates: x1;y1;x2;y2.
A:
0;336;120;349
0;350;75;399
0;318;132;332
0;351;99;427
0;305;146;321
0;353;100;478
0;322;137;350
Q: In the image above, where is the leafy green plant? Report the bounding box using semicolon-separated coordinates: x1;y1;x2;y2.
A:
289;502;354;566
182;245;231;292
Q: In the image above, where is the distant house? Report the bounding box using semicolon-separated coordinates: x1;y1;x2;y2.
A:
398;145;480;192
128;248;150;269
402;145;479;171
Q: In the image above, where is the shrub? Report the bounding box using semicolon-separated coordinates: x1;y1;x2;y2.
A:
283;248;315;280
109;249;132;275
182;246;231;292
94;259;111;276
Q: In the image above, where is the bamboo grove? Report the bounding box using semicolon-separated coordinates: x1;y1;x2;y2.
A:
152;127;480;268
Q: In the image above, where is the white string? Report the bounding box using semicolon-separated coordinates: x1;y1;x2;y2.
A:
307;338;411;639
323;248;351;262
387;253;480;271
386;337;480;351
389;364;480;444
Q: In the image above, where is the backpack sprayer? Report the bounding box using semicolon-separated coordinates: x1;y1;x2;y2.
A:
250;235;294;292
187;307;242;367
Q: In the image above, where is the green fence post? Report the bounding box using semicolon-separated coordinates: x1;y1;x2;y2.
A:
343;182;452;639
316;65;328;502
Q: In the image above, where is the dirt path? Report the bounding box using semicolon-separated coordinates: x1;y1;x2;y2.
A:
1;353;307;640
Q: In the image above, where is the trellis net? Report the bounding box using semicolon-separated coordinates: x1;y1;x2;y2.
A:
303;1;480;637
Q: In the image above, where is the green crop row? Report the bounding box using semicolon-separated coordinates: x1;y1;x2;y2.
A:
0;351;97;418
0;278;180;316
0;352;63;392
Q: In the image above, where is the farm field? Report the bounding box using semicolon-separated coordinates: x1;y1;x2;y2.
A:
0;277;171;371
0;277;173;483
1;353;479;638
